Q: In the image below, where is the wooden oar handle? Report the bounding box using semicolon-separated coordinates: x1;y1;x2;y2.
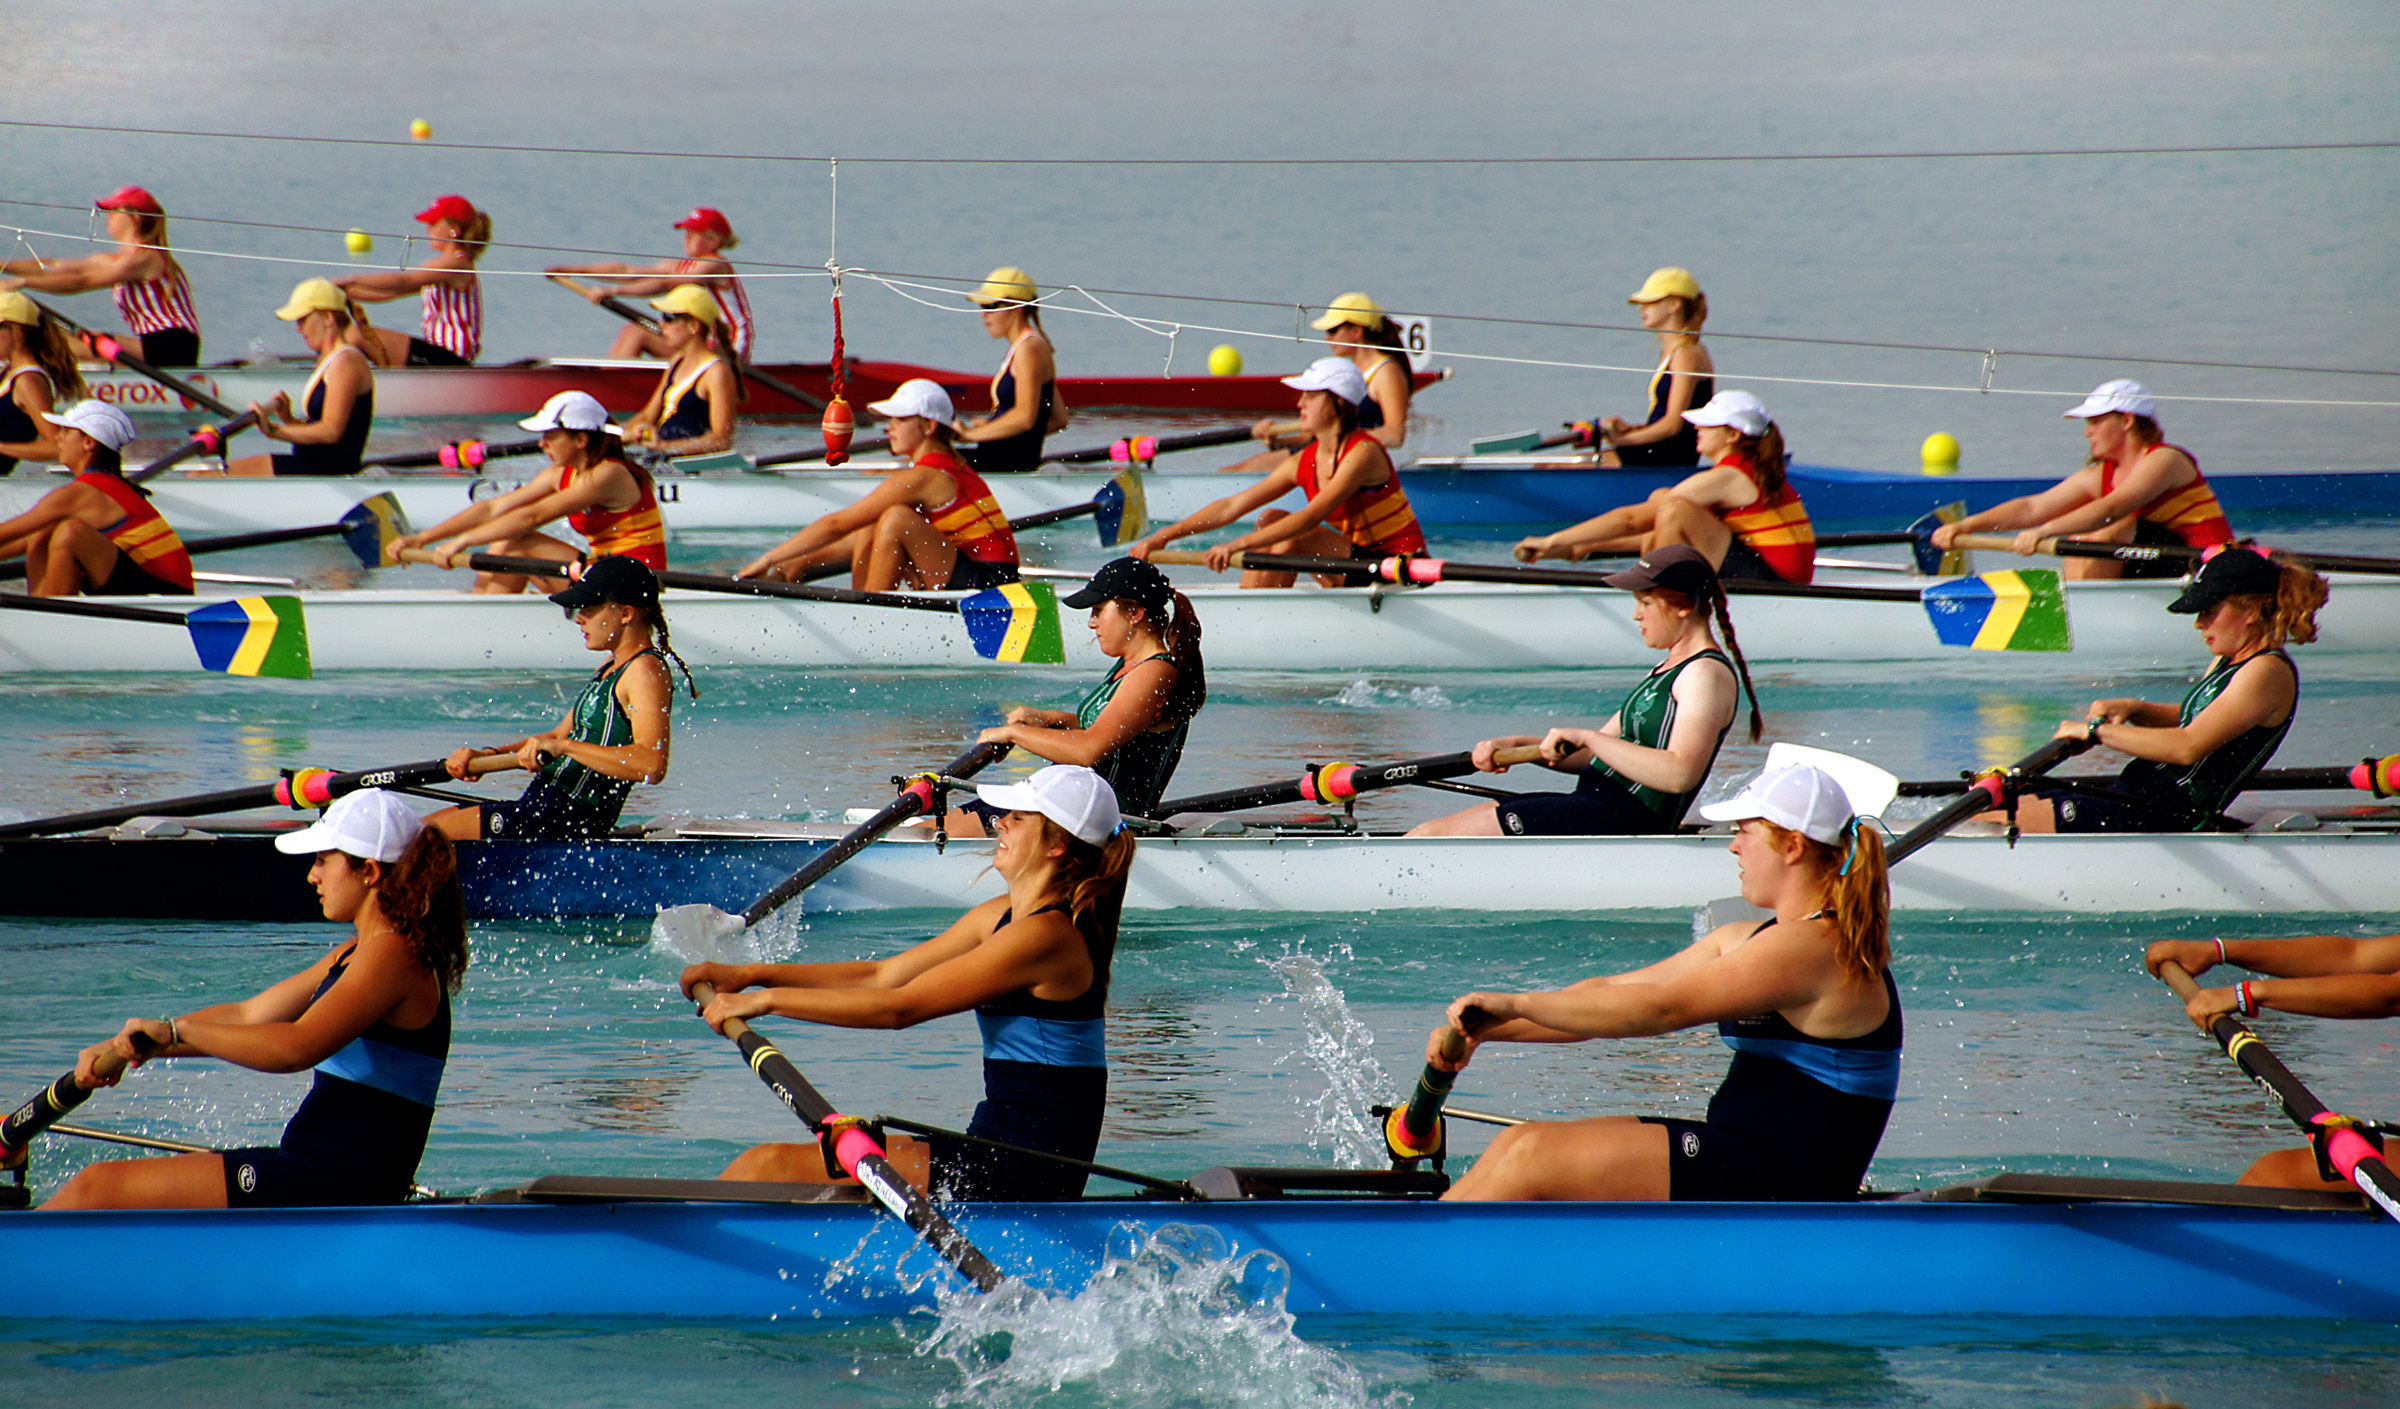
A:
2156;959;2203;1002
1148;549;1214;566
1953;533;2057;554
1491;744;1546;768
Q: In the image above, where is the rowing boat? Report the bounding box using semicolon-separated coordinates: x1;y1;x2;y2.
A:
3;1173;2391;1321
4;573;2396;673
8;803;2393;920
79;358;1445;421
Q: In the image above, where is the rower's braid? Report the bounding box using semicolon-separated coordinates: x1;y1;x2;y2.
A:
647;609;700;701
1709;586;1763;742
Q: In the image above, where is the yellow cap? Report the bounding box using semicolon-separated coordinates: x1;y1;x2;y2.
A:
275;277;349;321
1628;266;1702;304
1309;292;1386;331
972;266;1037;308
649;284;720;324
0;289;39;326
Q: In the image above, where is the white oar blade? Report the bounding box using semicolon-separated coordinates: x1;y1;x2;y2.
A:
651;903;747;962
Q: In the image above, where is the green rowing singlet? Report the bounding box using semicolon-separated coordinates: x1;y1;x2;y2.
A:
2123;647;2295;827
538;649;661;808
1075;651;1188;818
1581;648;1734;821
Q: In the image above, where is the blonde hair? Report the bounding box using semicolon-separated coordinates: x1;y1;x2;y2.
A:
2221;552;2331;649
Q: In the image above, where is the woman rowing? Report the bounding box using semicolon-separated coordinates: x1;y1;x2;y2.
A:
220;279;375;478
1406;546;1756;837
735;379;1021;592
1427;762;1899;1202
2002;544;2327;833
0;290;85;476
967;556;1207;823
389;391;665;592
1514;389;1815;584
682;764;1132;1201
1130;356;1425;588
1217;292;1416;479
42;789;466;1209
2144;930;2400;1191
0;401;193;597
547;206;754;360
1584;266;1715;468
0;185;202;365
334;194;487;367
619;286;740;457
1929;380;2232;579
426;555;690;843
953;267;1070;476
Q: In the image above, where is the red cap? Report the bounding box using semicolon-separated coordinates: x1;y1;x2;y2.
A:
414;194;478;226
95;185;164;215
672;207;732;238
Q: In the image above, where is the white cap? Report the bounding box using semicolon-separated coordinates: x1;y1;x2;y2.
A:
976;764;1122;846
41;400;137;450
2063;378;2156;420
1280;355;1368;406
273;789;425;863
1682;389;1771;437
867;377;955;426
519;390;618;434
1698;764;1857;846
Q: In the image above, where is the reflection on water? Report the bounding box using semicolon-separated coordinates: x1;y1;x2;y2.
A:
1104;997;1221;1141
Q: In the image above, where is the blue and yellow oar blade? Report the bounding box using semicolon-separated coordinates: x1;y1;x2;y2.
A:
1921;569;2072;652
1092;468;1148;548
185;596;312;678
338;493;411;568
1907;500;1968;576
959;581;1064;664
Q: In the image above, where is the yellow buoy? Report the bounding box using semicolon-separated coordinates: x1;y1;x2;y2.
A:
344;229;372;255
1207;344;1243;377
1921;431;1960;477
409;119;433;141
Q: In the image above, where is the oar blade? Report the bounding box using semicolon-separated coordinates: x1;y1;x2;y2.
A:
1907;501;1969;577
1470;428;1543;455
960;581;1065;663
652;902;750;961
1921;569;2071;652
1093;468;1148;547
338;493;412;569
185;596;312;678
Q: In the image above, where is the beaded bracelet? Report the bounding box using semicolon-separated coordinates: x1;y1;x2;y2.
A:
2237;981;2259;1018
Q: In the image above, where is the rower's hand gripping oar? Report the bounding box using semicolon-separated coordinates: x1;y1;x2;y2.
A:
0;591;311;678
2155;960;2400;1222
29;298;242;418
1383;1006;1495;1166
685;979;1005;1290
0;753;515;841
2;1032;159;1188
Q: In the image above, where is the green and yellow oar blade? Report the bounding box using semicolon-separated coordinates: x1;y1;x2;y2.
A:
338;493;411;569
959;581;1065;664
185;596;312;678
1920;569;2071;652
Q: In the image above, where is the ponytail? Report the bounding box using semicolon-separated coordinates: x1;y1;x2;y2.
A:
1727;424;1789;496
375;828;470;994
629;602;700;701
1155;589;1207;728
1764;821;1889;983
2226;551;2330;649
457;211;492;262
1040;816;1136;951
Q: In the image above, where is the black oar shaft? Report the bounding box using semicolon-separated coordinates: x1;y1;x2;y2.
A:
1;1034;156;1164
1154;746;1542;818
1044;426;1252;465
745;742;1010;923
0;756;504;839
756;437;893;468
1171;550;1925;603
1887;737;2089;864
1892;764;2367;798
0;591;186;626
1958;533;2400;578
131;409;263;485
361;437;542;471
35;300;240;418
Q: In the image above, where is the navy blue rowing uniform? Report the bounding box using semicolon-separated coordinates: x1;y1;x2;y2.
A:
1612;357;1713;469
656;355;720;442
959;342;1056;476
220;942;448;1206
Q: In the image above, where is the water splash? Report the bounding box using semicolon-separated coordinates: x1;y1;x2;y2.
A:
646;898;809;965
1317;678;1454;710
917;1221;1399;1408
1262;946;1393;1168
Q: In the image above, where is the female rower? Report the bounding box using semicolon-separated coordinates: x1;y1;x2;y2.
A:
1514;389;1815;584
0;185;202;365
0;400;193;597
1427;762;1898;1202
619;286;741;457
1130;356;1425;589
1587;267;1714;468
334;195;487;367
2004;544;2327;833
735;379;1021;592
1930;380;2232;579
1217;293;1416;479
222;279;375;477
954;267;1070;476
547;206;754;360
1406;546;1756;837
389;391;665;592
42;789;466;1209
969;556;1207;822
0;290;86;477
427;555;689;843
682;764;1132;1201
2144;931;2400;1191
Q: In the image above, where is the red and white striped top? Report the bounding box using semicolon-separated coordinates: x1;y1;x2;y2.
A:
676;258;753;360
421;277;481;362
111;259;200;337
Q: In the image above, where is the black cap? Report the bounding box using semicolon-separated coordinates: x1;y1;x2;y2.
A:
2167;544;2281;614
1063;556;1173;614
1601;543;1719;598
548;554;660;612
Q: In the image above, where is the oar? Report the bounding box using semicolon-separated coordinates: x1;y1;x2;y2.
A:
128;409;263;484
755;438;893;468
31;299;240;418
1153;745;1544;818
2156;960;2400;1222
1;1033;159;1175
361;437;543;472
552;274;827;412
0;754;515;841
1892;755;2400;799
1952;532;2400;578
758;426;1247;471
1151;548;2073;652
1886;736;2090;863
654;740;1013;952
0;493;405;582
390;550;1067;663
0;591;310;678
994;468;1147;548
686;979;1005;1290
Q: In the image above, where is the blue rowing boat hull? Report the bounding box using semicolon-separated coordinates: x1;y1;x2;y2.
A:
6;1196;2396;1321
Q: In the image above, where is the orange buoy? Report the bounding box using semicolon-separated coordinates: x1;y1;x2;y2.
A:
821;396;856;466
